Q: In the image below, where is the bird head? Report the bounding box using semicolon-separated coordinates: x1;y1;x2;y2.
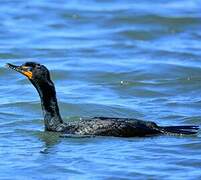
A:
6;62;51;84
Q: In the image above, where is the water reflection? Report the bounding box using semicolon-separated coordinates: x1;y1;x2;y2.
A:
38;131;96;153
36;131;61;153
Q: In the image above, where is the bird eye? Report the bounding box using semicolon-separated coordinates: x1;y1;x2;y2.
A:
27;67;33;71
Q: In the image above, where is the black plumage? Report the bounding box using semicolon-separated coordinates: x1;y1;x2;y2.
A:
6;62;199;137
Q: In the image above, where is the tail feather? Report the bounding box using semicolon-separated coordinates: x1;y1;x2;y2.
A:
159;125;199;135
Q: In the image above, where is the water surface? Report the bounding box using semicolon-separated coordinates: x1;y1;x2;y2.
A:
0;0;201;179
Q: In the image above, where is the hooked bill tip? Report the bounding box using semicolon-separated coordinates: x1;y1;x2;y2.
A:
5;63;19;72
5;63;10;68
5;63;14;70
5;63;14;68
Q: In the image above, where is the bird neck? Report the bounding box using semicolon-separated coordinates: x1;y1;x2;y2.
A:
32;79;64;131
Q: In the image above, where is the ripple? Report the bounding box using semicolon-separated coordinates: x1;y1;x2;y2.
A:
0;0;201;179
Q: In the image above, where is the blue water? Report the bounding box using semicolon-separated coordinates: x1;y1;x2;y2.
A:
0;0;201;179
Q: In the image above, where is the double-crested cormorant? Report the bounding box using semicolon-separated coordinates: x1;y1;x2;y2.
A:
6;62;199;137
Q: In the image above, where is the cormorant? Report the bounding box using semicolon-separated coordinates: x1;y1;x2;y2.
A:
6;62;199;137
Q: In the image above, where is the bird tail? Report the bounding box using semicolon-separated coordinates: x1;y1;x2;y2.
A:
159;125;199;135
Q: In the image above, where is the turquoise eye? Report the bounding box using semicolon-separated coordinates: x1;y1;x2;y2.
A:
28;67;32;71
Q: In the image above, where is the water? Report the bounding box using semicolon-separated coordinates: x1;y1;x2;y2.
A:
0;0;201;179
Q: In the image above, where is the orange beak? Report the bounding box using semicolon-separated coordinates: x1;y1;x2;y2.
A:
6;63;33;79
